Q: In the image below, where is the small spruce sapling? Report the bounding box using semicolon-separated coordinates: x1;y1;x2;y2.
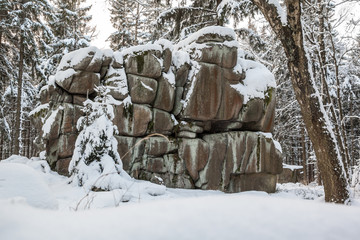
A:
68;86;128;191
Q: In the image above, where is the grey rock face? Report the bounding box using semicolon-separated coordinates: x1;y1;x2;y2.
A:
34;27;282;193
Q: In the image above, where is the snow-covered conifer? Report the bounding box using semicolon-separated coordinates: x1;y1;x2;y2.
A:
69;86;128;191
43;0;93;77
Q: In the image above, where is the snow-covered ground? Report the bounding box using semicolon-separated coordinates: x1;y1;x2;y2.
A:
1;155;360;240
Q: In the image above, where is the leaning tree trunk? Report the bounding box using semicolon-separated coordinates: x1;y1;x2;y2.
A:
252;0;349;203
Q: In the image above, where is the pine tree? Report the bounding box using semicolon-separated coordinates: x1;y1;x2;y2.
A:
4;0;55;155
69;87;124;191
108;0;138;49
108;0;169;49
43;0;93;77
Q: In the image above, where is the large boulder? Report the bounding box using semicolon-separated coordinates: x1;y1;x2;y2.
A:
123;44;162;78
128;74;158;104
113;104;153;137
35;26;282;194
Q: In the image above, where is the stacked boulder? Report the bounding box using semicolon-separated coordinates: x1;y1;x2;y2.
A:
32;26;282;193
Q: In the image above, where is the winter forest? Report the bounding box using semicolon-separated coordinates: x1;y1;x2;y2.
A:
1;0;360;239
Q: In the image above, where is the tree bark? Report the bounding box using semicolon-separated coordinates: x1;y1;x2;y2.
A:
14;34;24;155
251;0;349;203
301;126;308;184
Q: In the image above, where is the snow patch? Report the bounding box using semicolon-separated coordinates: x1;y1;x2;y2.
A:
55;68;76;83
42;107;63;138
175;26;236;50
231;57;276;104
172;50;190;69
0;161;58;209
122;43;162;57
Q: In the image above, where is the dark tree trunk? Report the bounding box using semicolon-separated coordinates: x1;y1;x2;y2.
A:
251;0;349;203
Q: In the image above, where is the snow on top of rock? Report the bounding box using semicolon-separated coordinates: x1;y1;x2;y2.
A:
42;106;63;138
231;51;276;104
155;39;174;51
103;49;114;58
172;50;190;69
57;46;99;71
48;75;56;86
121;43;162;57
113;51;124;65
175;26;236;50
257;132;282;153
163;69;176;87
29;103;49;118
55;68;76;83
181;60;201;108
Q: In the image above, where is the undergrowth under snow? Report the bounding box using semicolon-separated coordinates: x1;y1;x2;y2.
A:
1;155;360;240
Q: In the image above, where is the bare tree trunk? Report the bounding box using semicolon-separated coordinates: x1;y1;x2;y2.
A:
349;97;354;166
14;35;24;155
251;0;350;203
301;126;308;184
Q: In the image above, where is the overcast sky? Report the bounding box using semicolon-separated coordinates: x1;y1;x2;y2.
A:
89;0;114;49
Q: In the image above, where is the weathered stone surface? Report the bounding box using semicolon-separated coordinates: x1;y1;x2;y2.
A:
128;74;158;104
108;86;128;101
193;44;238;69
152;109;174;135
215;81;243;121
115;136;145;173
179;138;209;181
60;104;83;134
58;134;77;159
46;138;59;168
257;88;276;132
115;136;136;171
71;53;94;71
125;51;162;78
85;55;103;73
164;154;185;175
239;98;264;123
223;68;244;84
56;71;100;95
197;134;228;189
43;84;72;106
195;32;235;44
172;87;184;116
55;158;72;176
40;84;56;104
145;137;177;157
73;95;87;106
182;63;223;121
37;27;282;194
153;73;176;112
163;48;172;73
114;104;152;137
178;122;203;133
43;107;63;140
175;63;190;87
177;131;196;138
228;173;277;193
277;165;303;183
146;157;167;173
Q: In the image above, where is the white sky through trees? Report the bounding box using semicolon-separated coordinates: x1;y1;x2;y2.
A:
88;0;360;49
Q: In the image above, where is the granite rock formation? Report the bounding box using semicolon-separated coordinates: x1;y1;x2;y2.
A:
31;26;282;193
